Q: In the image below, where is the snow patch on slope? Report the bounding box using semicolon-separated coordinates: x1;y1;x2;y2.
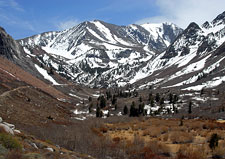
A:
34;64;59;85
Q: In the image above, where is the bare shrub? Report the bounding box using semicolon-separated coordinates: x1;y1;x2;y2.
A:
147;141;170;157
212;140;225;158
6;150;22;159
176;145;207;159
170;131;193;144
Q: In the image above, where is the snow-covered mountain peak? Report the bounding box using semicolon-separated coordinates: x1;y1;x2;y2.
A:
212;11;225;26
18;20;183;87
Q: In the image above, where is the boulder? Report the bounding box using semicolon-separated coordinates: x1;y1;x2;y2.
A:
0;123;14;135
2;122;15;129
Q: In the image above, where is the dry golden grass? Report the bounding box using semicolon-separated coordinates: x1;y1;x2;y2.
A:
169;131;193;144
102;118;225;158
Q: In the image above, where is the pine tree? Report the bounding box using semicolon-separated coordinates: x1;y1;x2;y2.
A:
100;96;106;108
96;107;101;117
169;93;173;104
89;103;93;113
130;101;138;117
160;97;164;105
139;96;142;103
106;91;112;100
111;95;117;105
48;67;54;75
150;96;154;107
200;88;204;96
173;94;179;104
123;105;128;115
188;101;192;114
138;103;144;114
155;93;160;103
88;96;92;102
114;104;117;110
209;133;219;151
148;93;153;101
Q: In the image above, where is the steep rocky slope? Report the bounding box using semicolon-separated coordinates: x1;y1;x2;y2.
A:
19;21;182;87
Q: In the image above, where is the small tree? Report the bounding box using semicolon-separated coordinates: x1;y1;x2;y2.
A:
150;98;154;107
169;93;173;104
111;95;117;105
88;96;92;102
130;101;138;117
139;96;143;103
160;97;164;105
89;103;93;113
200;88;204;96
173;94;179;104
209;133;219;151
138;103;144;114
96;107;101;117
100;96;106;108
48;67;54;75
155;93;160;103
114;104;117;110
148;93;153;101
188;101;192;114
123;105;128;115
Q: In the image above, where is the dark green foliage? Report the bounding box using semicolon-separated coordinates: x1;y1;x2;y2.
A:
150;98;154;107
111;95;117;105
160;97;164;105
99;96;106;108
114;104;117;110
200;88;204;96
88;96;92;102
106;91;112;100
0;133;22;150
173;94;179;104
172;103;175;112
169;93;173;104
155;93;160;103
96;107;102;118
48;67;54;75
139;96;142;103
209;133;219;151
148;93;153;101
129;102;139;117
58;64;63;72
133;90;138;97
138;103;144;114
123;105;128;115
89;103;93;113
188;101;192;114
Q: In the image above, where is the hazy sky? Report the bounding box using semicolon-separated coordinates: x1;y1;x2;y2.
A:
0;0;224;39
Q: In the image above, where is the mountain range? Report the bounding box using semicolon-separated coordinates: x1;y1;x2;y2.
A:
0;10;225;159
13;11;224;91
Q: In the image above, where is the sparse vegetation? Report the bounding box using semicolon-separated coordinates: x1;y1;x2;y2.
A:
0;133;22;150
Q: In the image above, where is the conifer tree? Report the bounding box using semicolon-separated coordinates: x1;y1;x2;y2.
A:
155;93;160;102
100;96;106;108
123;105;128;115
188;101;192;114
139;96;142;103
169;93;173;104
96;107;101;117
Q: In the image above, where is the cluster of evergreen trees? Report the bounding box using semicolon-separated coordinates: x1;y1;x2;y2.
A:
88;89;186;118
